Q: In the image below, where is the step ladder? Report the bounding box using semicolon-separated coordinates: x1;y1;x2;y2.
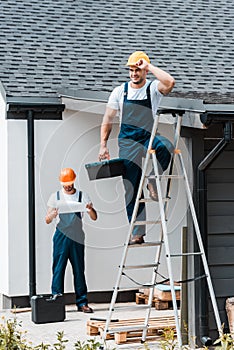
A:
101;107;222;347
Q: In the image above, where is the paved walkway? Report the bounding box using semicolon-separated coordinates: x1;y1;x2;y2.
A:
0;302;175;349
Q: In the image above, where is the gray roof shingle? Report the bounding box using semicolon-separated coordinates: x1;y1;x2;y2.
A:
0;0;234;103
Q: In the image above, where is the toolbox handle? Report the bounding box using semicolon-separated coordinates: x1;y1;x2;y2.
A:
46;294;63;302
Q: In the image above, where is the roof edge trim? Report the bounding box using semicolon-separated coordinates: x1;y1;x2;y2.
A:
59;88;110;103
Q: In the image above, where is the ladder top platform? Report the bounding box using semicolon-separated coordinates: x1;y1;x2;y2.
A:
159;97;234;118
159;97;205;114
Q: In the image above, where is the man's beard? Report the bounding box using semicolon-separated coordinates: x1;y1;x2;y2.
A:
64;184;74;192
132;77;144;85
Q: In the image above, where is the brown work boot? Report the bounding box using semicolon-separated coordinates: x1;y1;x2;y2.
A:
78;305;94;313
129;235;145;245
147;181;158;201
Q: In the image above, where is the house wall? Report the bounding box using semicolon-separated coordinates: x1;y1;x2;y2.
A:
205;127;234;338
0;97;190;304
0;93;9;296
183;124;234;343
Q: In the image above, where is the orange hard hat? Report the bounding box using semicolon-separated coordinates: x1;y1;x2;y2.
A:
126;51;150;66
59;168;76;186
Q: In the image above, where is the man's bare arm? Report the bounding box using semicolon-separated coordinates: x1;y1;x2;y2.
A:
136;59;175;95
45;207;58;224
99;107;117;160
149;64;175;95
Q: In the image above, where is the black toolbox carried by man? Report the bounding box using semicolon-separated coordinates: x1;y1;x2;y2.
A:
31;294;65;324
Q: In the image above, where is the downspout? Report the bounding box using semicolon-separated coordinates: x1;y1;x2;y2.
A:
27;110;36;298
197;121;232;343
7;98;65;303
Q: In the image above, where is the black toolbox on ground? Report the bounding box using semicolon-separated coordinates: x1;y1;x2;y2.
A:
31;294;65;324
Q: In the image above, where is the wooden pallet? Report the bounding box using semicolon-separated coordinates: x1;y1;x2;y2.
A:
87;316;176;344
136;292;180;310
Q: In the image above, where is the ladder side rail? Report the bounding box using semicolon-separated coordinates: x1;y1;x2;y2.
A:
142;114;183;344
148;113;161;150
141;114;171;341
141;156;167;342
142;112;165;285
102;115;161;340
164;114;183;214
142;260;163;342
141;186;166;341
173;114;184;150
102;159;151;338
177;151;222;334
143;151;182;347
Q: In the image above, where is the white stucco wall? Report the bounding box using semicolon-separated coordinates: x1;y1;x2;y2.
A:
0;96;193;298
37;105;131;294
0;93;9;295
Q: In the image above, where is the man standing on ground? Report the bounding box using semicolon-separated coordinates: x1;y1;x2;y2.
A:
45;168;97;313
99;51;175;244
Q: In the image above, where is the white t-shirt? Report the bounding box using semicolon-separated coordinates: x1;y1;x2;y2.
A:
47;189;91;217
107;79;162;123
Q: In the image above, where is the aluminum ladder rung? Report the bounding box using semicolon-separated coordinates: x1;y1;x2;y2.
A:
139;198;154;203
134;220;161;225
147;174;183;180
113;304;151;311
117;284;154;291
160;174;184;179
139;197;170;203
123;263;158;270
106;324;147;334
169;252;203;257
127;241;162;248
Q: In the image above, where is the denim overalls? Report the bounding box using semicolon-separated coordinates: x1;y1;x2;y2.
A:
51;190;88;308
118;82;173;237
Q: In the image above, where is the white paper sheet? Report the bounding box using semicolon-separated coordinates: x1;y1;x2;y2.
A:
56;201;87;214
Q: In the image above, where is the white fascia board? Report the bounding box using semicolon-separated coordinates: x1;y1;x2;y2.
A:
62;97;106;116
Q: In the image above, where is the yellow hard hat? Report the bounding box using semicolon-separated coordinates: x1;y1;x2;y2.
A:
126;51;150;66
59;168;76;186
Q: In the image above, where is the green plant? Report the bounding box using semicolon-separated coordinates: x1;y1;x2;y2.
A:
74;338;117;350
141;343;150;350
159;327;177;350
34;342;51;350
0;315;117;350
74;338;102;350
213;326;234;350
53;331;69;350
0;315;33;349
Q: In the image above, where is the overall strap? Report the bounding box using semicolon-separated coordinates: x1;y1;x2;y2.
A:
78;191;82;202
75;191;82;219
124;81;152;106
56;191;60;200
146;82;152;109
123;82;128;101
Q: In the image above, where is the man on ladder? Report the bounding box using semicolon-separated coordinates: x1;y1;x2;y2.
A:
96;52;222;346
99;51;175;244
